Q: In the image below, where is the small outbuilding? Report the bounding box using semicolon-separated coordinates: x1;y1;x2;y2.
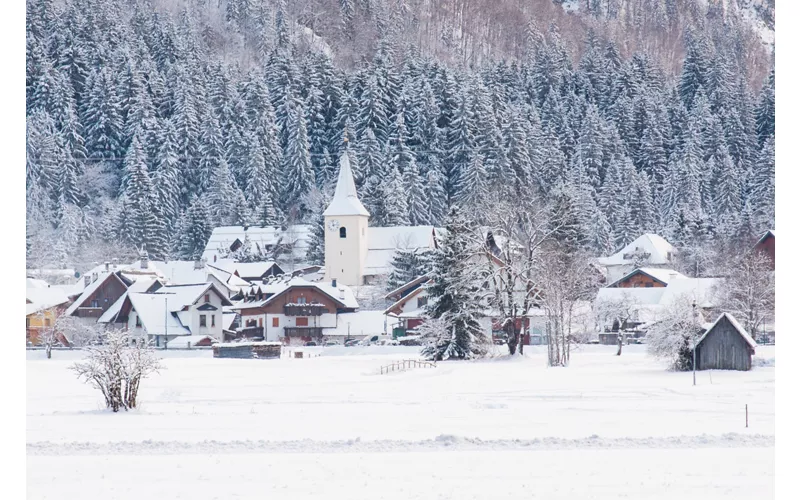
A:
695;313;757;371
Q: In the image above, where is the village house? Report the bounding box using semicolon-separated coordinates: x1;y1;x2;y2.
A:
322;151;441;287
62;271;137;326
102;283;233;347
26;278;71;345
753;229;775;270
230;275;361;345
383;274;432;336
595;267;719;345
597;234;678;283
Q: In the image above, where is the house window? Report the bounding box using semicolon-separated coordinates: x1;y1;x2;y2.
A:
272;317;279;327
211;315;216;327
135;315;142;327
44;318;51;327
200;315;207;327
417;296;428;308
296;317;309;327
246;319;257;327
204;294;210;303
339;227;347;238
297;296;307;304
91;300;99;308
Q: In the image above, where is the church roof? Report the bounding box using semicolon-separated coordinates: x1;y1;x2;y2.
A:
323;151;370;217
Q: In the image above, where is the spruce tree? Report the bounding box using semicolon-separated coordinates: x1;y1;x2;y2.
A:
421;206;489;361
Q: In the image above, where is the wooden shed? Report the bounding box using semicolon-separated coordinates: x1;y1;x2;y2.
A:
695;313;757;371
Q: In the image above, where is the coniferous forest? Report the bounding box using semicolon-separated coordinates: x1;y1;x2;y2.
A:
26;0;775;272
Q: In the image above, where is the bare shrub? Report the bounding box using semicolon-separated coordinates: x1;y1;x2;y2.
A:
71;330;162;412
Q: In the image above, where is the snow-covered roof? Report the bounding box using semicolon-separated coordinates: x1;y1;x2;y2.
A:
153;283;233;311
323;151;369;217
202;225;311;266
698;313;757;349
658;277;719;309
222;311;237;331
597;234;677;267
608;268;687;287
211;261;282;279
63;272;129;317
384;286;425;315
127;293;190;337
166;335;216;348
322;310;387;337
385;274;432;301
363;226;438;276
26;285;71;316
596;277;721;309
232;277;359;311
97;278;160;324
596;287;666;306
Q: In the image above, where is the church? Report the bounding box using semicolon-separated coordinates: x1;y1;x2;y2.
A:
323;151;441;287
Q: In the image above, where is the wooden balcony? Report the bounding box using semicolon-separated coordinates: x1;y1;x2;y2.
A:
75;307;104;318
283;304;327;316
284;327;323;338
238;326;264;339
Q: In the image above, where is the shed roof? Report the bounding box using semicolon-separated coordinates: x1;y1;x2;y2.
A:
697;313;757;349
202;225;311;265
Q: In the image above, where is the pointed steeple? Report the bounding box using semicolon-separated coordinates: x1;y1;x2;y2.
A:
323;150;370;217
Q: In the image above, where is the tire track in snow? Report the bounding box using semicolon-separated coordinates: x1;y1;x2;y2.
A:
27;433;774;456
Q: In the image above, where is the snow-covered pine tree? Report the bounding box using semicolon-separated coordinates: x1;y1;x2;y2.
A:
386;248;431;292
421;205;489;361
281;93;315;213
404;157;429;226
176;196;213;261
382;165;410;226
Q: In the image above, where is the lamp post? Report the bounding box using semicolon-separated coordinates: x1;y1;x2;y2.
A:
692;300;697;386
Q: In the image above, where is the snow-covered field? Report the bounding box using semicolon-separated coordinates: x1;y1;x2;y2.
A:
27;345;775;499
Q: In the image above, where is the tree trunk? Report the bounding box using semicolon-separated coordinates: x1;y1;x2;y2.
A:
46;343;51;359
616;333;623;356
506;321;517;355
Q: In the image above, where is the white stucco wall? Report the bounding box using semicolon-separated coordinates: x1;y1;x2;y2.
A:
324;215;369;286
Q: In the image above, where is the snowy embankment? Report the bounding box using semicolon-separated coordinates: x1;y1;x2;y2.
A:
27;345;774;499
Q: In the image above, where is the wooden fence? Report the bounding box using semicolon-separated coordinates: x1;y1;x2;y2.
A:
380;359;436;375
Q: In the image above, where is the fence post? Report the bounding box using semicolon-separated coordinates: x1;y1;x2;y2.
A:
746;404;749;428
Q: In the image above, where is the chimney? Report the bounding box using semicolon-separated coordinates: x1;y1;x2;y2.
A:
140;252;149;269
104;262;110;271
213;255;217;263
194;259;204;270
332;279;337;288
92;272;98;283
84;275;91;286
112;258;118;269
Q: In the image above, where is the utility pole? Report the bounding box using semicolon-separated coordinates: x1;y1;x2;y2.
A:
692;300;697;386
164;296;168;350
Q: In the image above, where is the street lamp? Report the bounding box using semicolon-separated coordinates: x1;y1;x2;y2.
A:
692;300;697;386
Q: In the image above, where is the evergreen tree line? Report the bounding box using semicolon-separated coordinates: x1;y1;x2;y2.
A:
26;0;774;270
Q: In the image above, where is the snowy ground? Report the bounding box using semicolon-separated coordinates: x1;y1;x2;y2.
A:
27;345;775;499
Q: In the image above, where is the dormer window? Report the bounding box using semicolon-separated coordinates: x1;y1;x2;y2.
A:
339;227;347;238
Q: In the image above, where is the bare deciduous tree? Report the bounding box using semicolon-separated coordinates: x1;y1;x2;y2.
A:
72;330;162;412
535;247;600;367
596;292;642;356
476;197;557;355
715;251;774;343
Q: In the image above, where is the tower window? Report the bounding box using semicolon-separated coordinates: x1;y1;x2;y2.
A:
339;227;347;238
